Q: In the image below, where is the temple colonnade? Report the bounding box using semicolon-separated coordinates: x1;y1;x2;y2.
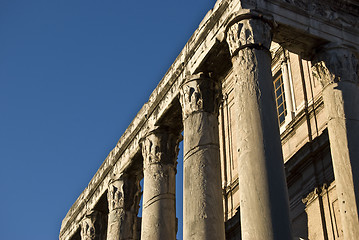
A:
60;2;359;240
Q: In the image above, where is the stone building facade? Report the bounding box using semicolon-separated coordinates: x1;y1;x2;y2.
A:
59;0;359;239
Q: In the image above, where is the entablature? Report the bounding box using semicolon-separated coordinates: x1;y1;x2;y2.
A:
238;0;359;58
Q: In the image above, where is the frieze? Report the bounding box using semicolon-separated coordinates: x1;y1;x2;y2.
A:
274;0;359;28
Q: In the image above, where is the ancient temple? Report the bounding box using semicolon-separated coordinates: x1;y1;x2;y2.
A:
59;0;359;239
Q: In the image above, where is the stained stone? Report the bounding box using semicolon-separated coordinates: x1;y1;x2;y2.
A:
312;44;359;240
106;174;141;240
140;128;181;240
80;210;106;240
180;73;225;240
59;2;359;240
226;10;293;240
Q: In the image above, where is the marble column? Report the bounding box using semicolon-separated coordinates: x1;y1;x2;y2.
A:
225;10;292;240
107;174;141;240
140;128;181;240
179;72;225;240
80;210;106;240
312;43;359;240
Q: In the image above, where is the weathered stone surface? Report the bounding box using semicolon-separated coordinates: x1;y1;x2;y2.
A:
302;188;327;240
180;72;225;240
59;1;359;240
312;43;359;240
238;0;359;58
226;11;293;240
312;44;359;88
106;174;141;240
226;12;272;57
140;128;181;240
80;210;106;240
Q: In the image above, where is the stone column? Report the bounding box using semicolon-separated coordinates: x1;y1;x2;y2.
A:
312;43;359;240
107;173;141;240
179;72;225;240
225;10;292;240
80;210;106;240
140;128;181;240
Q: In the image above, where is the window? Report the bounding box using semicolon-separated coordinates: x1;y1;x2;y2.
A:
273;72;287;125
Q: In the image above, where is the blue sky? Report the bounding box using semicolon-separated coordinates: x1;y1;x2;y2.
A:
0;1;216;239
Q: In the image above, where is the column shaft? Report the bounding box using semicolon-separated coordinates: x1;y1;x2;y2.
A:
226;11;292;240
180;73;225;240
140;128;180;240
312;44;359;240
107;174;141;240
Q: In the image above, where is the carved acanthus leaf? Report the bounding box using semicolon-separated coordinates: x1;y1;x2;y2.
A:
179;73;220;119
312;45;359;88
80;210;106;240
141;129;181;168
107;174;142;213
108;178;125;211
226;18;272;57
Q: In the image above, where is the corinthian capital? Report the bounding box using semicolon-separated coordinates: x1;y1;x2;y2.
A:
225;10;273;57
140;128;181;168
80;210;106;240
179;72;221;120
107;173;141;213
108;177;125;212
312;43;359;88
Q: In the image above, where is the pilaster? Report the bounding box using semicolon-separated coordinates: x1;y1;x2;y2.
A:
302;188;327;240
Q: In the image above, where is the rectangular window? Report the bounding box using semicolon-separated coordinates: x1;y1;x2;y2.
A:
273;72;287;125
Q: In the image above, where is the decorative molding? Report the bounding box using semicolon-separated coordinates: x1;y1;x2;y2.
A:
276;0;359;28
302;187;320;206
302;183;334;207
